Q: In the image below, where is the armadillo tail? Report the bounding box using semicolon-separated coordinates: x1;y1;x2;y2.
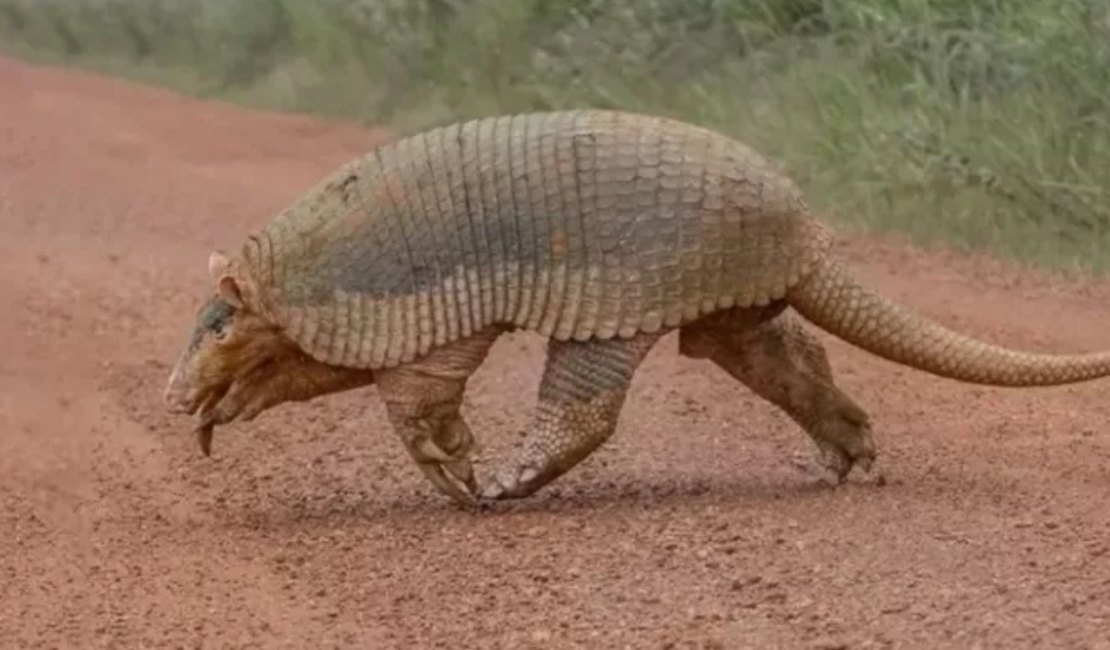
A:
787;256;1110;387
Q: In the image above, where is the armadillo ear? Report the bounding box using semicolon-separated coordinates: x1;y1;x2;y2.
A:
208;250;230;280
217;275;244;309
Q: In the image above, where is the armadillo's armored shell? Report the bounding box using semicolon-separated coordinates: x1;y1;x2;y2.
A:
238;110;834;369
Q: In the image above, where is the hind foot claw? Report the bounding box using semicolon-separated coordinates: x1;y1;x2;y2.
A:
478;464;547;500
802;428;877;485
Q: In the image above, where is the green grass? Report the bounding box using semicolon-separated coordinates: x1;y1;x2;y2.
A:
3;0;1109;271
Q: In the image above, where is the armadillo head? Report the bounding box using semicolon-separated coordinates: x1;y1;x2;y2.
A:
163;251;374;455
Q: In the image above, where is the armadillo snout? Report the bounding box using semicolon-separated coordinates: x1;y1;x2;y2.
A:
162;368;193;414
162;387;189;414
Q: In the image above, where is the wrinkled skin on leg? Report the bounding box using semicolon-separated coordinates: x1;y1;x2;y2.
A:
163;252;376;454
480;332;662;500
375;327;504;505
679;304;877;481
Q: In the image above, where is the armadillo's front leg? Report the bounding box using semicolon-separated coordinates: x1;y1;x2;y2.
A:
375;327;503;505
480;332;661;500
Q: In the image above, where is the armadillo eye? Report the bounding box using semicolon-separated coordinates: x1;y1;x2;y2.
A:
211;320;230;341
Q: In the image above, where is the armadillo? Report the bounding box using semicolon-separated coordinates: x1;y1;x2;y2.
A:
163;109;1110;505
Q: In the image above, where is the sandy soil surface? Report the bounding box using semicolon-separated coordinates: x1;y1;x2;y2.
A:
2;55;1110;649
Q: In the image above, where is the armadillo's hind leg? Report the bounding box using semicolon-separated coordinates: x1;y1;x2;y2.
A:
480;332;662;500
680;306;877;483
375;327;504;505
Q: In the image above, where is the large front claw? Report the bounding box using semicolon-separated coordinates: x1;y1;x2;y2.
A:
415;457;477;506
402;418;480;506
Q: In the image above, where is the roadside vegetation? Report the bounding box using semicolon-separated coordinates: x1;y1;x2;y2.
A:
3;0;1108;271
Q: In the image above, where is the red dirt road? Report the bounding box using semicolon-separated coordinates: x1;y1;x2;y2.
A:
3;56;1110;649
